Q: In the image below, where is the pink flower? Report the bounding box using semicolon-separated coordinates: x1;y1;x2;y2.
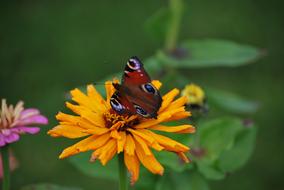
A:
0;99;48;147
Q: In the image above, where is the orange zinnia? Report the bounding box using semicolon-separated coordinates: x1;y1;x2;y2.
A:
48;80;195;184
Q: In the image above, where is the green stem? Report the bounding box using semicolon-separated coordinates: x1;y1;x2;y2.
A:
165;0;184;52
118;153;128;190
1;145;10;190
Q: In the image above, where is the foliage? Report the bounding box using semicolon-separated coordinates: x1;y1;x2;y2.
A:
54;0;262;189
69;152;118;181
21;184;82;190
193;117;256;180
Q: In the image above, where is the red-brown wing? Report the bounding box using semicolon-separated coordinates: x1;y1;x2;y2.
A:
110;89;136;116
119;57;162;118
122;56;151;85
123;84;162;118
114;56;162;118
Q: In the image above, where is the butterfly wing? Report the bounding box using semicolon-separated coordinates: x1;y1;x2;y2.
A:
120;56;162;118
122;56;151;85
123;84;161;118
110;86;136;116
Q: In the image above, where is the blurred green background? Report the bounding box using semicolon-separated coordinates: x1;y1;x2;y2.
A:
0;0;283;190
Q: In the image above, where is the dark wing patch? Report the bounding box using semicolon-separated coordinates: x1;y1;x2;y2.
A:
110;91;136;116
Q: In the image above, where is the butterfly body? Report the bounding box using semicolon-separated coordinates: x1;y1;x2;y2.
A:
110;57;162;118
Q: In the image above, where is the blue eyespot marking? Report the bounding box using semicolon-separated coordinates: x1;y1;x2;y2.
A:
134;105;149;117
141;83;157;94
127;57;141;70
110;98;124;113
145;84;155;93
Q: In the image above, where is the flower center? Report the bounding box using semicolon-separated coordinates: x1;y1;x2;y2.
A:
0;115;16;129
1;99;24;129
103;110;139;131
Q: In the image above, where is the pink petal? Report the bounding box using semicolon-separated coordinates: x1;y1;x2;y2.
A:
17;115;48;126
12;126;40;134
20;108;40;119
4;133;20;144
0;134;6;147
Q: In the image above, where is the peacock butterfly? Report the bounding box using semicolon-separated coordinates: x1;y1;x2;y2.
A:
110;56;162;118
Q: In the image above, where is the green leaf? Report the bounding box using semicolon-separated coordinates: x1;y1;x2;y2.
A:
193;117;243;180
194;117;257;180
155;151;188;172
218;125;257;172
145;8;171;42
206;88;259;114
155;171;210;190
198;117;244;161
157;39;263;68
69;152;118;181
21;184;82;190
196;161;225;180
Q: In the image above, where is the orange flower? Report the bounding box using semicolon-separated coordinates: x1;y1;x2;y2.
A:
48;80;195;184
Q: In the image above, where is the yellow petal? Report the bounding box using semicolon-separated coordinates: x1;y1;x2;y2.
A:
124;134;135;155
70;88;103;113
48;125;88;139
110;129;121;139
65;102;88;116
133;129;163;151
164;111;191;122
127;115;138;122
117;131;126;153
163;96;187;112
59;134;110;159
147;130;189;152
134;108;181;129
80;110;105;127
149;141;164;151
158;107;186;121
158;88;180;113
76;118;105;129
56;112;105;131
128;129;163;151
177;152;190;163
127;128;155;144
151;80;162;90
124;152;140;185
134;119;161;129
132;134;152;155
92;138;117;165
109;121;123;130
56;112;80;124
82;127;109;135
87;84;108;111
149;124;195;134
105;80;116;104
135;141;164;175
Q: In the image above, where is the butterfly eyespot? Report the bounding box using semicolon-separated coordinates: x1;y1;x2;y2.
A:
110;98;124;113
127;58;140;70
134;104;150;117
141;83;157;94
